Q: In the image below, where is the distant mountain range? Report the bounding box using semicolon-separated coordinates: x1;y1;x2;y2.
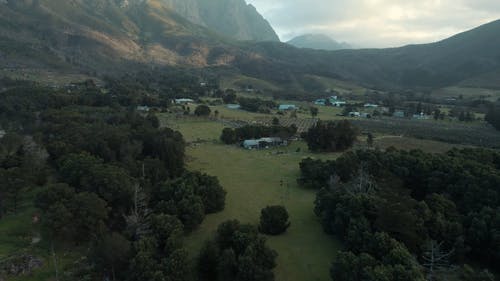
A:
287;34;351;51
1;0;500;91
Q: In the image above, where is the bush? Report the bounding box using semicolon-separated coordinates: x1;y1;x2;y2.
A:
303;120;358;152
195;105;211;116
259;206;290;235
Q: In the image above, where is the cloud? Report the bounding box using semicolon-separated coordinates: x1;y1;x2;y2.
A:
245;0;500;47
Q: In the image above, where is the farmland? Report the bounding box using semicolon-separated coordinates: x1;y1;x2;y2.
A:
158;115;343;281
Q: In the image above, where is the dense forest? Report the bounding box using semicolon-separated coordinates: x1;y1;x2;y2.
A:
299;149;500;280
0;77;278;281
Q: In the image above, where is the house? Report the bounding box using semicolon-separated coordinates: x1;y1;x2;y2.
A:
413;112;430;120
393;110;405;118
314;99;326;106
332;101;347;107
361;113;372;118
349;112;361;117
175;98;194;105
329;95;338;101
364;103;379;108
242;137;285;149
136;105;150;112
279;104;297;111
243;139;260;149
227;104;241;110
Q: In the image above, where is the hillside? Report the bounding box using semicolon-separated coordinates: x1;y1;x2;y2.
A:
287;34;351;51
242;19;500;90
1;1;500;91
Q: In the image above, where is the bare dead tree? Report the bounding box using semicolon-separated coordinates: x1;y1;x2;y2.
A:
343;166;377;195
124;183;151;240
422;240;454;281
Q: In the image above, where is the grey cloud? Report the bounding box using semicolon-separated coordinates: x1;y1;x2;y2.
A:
246;0;500;47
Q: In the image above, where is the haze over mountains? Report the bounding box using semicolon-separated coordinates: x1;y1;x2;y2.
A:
1;0;500;91
287;34;351;51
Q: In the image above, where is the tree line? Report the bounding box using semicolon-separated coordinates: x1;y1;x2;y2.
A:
299;148;499;281
221;124;297;144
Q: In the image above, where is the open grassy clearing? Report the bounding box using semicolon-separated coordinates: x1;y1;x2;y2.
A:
160;116;342;281
432;86;500;101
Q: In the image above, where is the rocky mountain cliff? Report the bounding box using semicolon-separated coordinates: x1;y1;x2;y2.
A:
136;0;279;42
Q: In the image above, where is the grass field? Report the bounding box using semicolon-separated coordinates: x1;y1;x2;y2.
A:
162;116;342;281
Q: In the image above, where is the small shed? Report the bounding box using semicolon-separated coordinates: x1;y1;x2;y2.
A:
227;104;241;110
279;104;297;111
243;139;260;149
175;98;194;105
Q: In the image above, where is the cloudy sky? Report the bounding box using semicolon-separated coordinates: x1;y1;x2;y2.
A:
245;0;500;48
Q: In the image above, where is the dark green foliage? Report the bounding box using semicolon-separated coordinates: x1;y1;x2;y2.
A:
310;106;319;117
153;171;226;231
35;184;108;241
195;105;212;116
197;220;277;281
221;125;297;144
221;128;237;144
92;232;132;281
485;105;500;130
259;206;291;235
237;97;277;113
303;120;358;152
305;148;500;276
222;92;237;104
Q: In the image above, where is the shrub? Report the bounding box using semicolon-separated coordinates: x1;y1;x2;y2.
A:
259;206;291;235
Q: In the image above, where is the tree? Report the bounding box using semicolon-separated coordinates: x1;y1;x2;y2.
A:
259;206;291;235
272;117;280;126
195;105;211;117
223;93;237;104
93;232;131;281
310;107;319;118
485;105;500;130
422;240;453;281
367;133;374;147
303;120;358;152
221;128;237;144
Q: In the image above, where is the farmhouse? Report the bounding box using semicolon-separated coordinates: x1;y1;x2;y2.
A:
136;105;150;112
332;101;347;107
314;99;326;106
349;112;361;117
413;112;430;120
279;104;298;111
227;104;241;110
174;98;194;104
393;110;406;118
242;137;286;149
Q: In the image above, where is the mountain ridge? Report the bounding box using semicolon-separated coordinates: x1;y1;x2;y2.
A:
287;34;351;51
1;1;500;91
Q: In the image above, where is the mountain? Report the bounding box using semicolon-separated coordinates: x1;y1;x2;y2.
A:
243;19;500;90
1;0;500;91
156;0;279;42
287;34;351;50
